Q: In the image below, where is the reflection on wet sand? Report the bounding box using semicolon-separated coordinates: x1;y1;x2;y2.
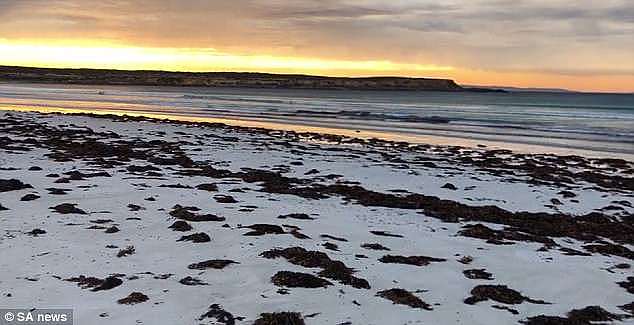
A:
2;104;633;161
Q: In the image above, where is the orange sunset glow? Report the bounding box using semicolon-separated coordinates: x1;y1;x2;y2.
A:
0;1;633;92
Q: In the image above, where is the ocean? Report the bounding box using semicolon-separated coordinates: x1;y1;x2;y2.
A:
1;82;632;159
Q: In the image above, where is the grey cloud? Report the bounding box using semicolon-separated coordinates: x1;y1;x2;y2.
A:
0;0;632;74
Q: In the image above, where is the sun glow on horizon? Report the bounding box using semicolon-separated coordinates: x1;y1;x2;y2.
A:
1;40;633;93
0;40;454;75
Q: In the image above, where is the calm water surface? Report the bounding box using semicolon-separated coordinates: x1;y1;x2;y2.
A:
1;82;632;158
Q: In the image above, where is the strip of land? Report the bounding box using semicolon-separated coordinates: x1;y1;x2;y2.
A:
0;65;499;91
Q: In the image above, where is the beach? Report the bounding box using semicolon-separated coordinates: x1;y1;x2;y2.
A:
1;108;633;324
1;0;633;323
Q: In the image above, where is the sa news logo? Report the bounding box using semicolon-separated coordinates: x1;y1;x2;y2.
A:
4;311;69;322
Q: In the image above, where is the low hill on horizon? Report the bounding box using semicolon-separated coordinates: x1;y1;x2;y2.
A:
0;65;498;92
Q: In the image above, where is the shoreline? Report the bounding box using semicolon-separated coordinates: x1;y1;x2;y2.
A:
1;109;633;324
2;105;633;162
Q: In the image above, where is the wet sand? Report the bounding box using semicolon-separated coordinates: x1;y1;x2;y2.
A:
2;105;633;161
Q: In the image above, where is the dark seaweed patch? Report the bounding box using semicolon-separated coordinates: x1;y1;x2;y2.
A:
188;259;239;270
271;271;332;288
261;247;370;289
377;288;432;310
379;255;446;267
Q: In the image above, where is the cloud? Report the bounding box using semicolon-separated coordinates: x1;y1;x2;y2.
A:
0;0;631;76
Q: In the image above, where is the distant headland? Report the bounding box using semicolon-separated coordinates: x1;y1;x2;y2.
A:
0;65;500;92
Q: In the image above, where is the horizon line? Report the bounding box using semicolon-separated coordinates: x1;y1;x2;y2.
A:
1;64;633;95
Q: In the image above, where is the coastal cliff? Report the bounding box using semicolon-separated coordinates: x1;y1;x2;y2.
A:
0;65;471;91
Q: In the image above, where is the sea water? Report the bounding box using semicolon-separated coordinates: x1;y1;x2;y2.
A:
0;82;632;158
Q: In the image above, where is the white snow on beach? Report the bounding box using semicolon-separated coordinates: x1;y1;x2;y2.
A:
1;110;633;325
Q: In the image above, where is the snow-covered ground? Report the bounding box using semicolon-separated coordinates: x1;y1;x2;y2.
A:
1;111;633;325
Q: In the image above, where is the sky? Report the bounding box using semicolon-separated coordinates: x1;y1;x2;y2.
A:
0;0;632;92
